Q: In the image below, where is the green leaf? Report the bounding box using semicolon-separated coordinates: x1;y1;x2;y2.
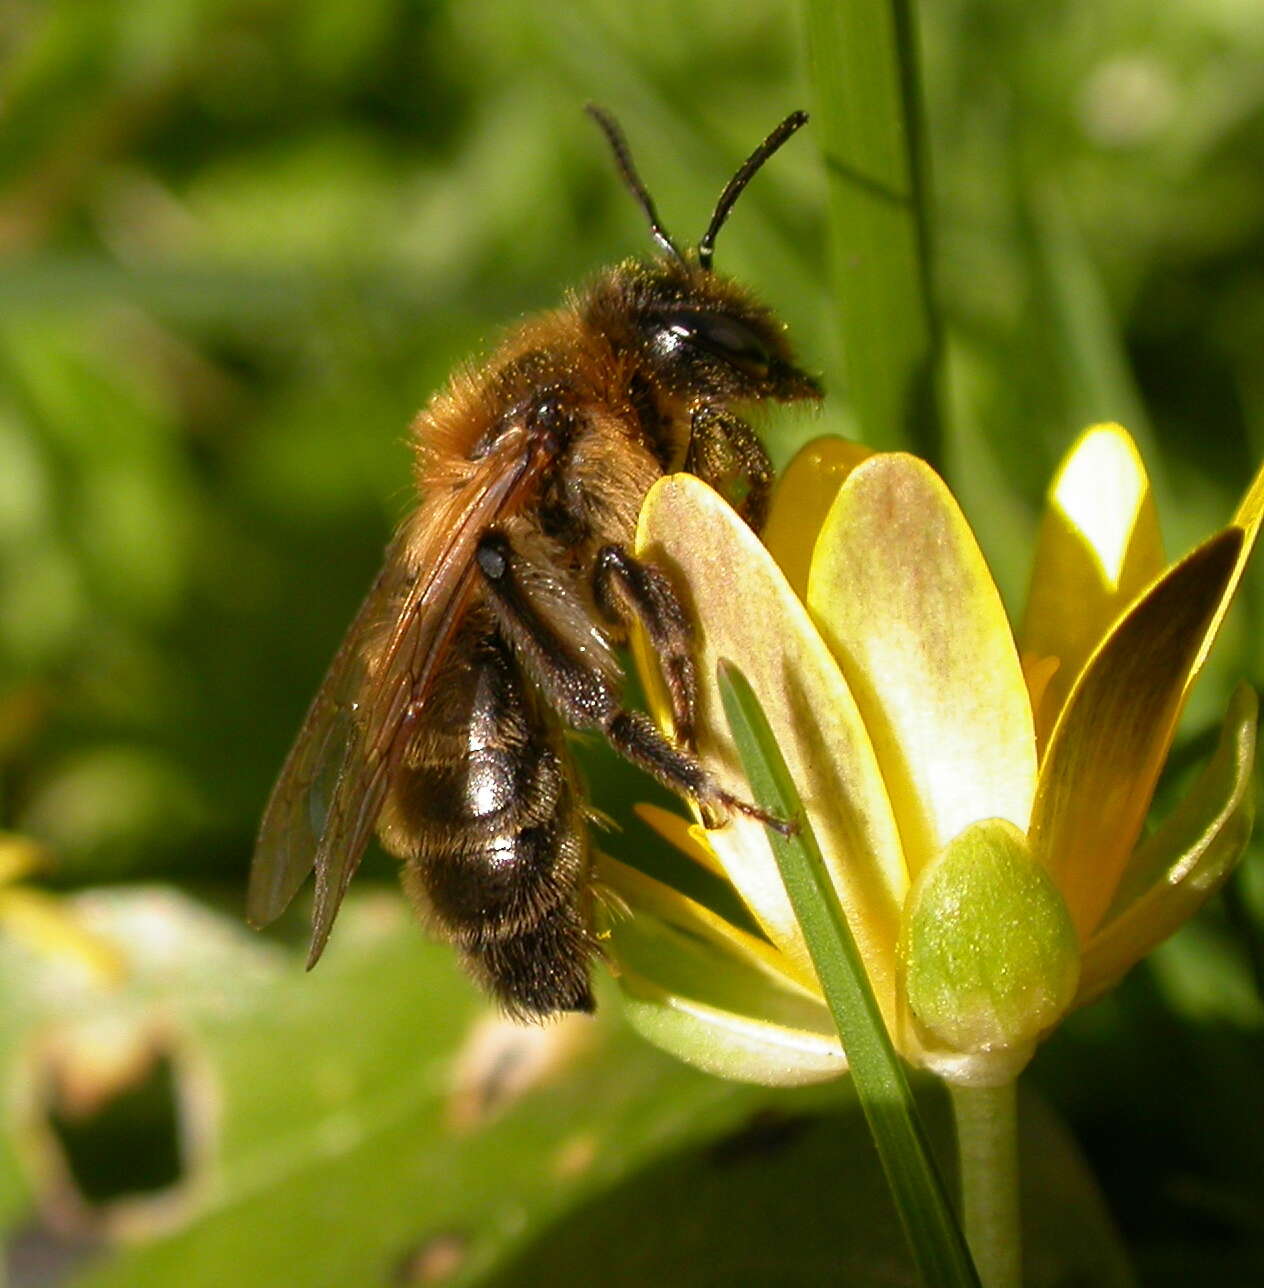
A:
1023;183;1154;455
491;1083;1133;1288
0;889;1130;1286
0;888;826;1286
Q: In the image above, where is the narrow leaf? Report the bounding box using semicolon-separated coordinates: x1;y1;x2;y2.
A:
719;661;979;1288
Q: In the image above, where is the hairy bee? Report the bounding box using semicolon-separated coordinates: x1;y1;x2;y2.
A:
247;107;820;1018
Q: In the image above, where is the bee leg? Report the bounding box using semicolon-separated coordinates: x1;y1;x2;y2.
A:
601;709;790;832
686;405;773;532
592;544;698;749
477;530;772;831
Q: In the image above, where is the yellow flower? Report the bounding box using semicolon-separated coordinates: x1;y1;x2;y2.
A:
600;426;1260;1088
0;832;126;986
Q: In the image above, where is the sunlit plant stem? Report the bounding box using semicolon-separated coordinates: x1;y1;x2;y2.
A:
950;1081;1021;1288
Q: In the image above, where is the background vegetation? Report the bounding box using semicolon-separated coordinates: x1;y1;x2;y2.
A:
0;0;1261;1283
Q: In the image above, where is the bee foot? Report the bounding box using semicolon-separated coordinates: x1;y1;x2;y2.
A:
712;790;797;837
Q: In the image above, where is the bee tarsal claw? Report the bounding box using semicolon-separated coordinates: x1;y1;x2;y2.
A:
716;791;797;837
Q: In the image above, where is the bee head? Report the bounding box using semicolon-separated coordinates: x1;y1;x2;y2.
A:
585;106;820;406
602;259;821;404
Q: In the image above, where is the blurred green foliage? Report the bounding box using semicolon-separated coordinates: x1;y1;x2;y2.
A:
0;0;1262;1283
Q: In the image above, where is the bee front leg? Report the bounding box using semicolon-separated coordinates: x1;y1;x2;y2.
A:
686;405;774;532
592;544;698;749
476;530;775;832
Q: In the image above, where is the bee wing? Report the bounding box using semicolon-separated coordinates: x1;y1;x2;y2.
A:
248;422;550;966
246;544;409;932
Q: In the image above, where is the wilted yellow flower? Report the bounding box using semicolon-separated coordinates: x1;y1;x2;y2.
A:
601;426;1260;1088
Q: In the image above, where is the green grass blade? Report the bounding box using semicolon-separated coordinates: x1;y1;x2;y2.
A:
719;660;980;1287
1024;184;1151;443
802;0;943;461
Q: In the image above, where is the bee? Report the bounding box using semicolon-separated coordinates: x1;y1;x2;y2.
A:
247;106;820;1018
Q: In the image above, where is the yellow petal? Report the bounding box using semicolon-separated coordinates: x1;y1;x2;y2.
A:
1021;425;1165;747
0;833;48;885
808;454;1037;881
599;854;818;994
764;437;876;600
599;857;844;1086
1021;653;1061;725
637;474;906;1026
1078;683;1257;1003
1031;529;1244;938
0;888;127;987
1232;456;1264;529
634;803;726;878
1191;458;1264;684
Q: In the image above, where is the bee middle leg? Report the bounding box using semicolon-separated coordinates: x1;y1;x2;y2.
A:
476;530;775;831
592;544;698;748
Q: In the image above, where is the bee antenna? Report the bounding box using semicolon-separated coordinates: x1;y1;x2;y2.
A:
698;110;809;271
585;104;686;268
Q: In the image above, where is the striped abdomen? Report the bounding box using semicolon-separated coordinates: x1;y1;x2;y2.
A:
376;609;596;1017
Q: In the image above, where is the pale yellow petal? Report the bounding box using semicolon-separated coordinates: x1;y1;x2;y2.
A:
598;854;819;996
1031;530;1243;938
619;982;846;1087
0;888;127;986
808;454;1037;881
636;474;907;1027
1021;425;1165;746
764;437;875;600
599;857;844;1086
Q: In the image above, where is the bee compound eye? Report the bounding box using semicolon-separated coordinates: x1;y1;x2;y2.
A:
654;308;771;378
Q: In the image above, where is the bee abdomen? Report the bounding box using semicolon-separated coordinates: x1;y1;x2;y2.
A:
463;904;596;1016
398;760;597;1019
412;808;596;1017
381;616;597;1017
393;740;565;850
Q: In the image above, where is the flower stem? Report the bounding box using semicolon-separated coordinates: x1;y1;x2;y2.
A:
949;1080;1021;1288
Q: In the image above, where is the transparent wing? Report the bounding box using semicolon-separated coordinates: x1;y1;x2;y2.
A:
247;422;550;966
246;544;410;931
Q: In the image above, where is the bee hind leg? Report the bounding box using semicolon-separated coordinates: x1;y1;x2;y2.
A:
603;710;793;835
